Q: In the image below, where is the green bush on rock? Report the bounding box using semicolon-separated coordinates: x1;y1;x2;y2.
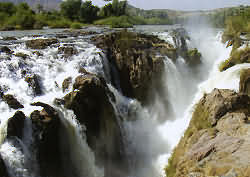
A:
219;46;250;71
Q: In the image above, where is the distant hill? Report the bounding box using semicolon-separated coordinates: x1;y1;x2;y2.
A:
0;0;62;10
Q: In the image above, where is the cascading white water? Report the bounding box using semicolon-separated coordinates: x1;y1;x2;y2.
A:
0;25;247;177
0;33;107;177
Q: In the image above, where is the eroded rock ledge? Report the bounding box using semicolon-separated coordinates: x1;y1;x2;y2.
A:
166;88;250;177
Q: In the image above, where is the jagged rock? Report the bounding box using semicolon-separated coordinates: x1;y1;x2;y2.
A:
25;74;42;95
2;94;24;109
0;46;13;55
58;46;78;58
62;77;72;92
64;73;127;177
0;155;9;177
7;111;26;139
26;38;59;49
239;68;250;96
165;89;250;177
30;102;63;177
92;31;167;104
15;52;29;59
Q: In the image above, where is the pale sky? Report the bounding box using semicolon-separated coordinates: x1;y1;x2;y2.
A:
92;0;250;11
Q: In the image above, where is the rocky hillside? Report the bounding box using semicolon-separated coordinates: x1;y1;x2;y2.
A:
165;70;250;176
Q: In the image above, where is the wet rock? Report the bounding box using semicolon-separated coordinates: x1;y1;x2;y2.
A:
53;98;65;106
62;77;72;92
165;89;250;177
30;102;63;177
32;51;43;56
239;68;250;96
26;38;59;49
58;46;78;58
0;155;9;177
15;52;29;59
0;46;13;54
2;37;17;41
25;74;42;95
64;73;127;177
92;31;167;104
2;94;24;109
7;111;26;139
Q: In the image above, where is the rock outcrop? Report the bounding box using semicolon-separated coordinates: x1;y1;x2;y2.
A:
58;46;78;58
25;74;42;95
239;68;250;96
0;46;13;55
30;102;63;177
2;94;24;109
64;73;127;177
92;30;168;104
166;89;250;177
7;111;26;139
26;38;59;49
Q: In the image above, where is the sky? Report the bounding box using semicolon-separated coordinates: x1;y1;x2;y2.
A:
92;0;250;11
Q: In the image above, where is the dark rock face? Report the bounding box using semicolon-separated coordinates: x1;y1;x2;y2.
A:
58;46;78;58
30;102;63;177
26;39;59;49
166;89;250;177
25;74;42;95
92;31;168;104
0;155;9;177
7;111;26;139
2;94;24;109
0;46;13;55
64;73;127;177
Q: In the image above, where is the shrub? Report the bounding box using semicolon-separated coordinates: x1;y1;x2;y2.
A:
48;18;71;28
70;22;83;29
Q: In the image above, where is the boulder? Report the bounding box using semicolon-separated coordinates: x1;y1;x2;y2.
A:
0;46;13;55
165;89;250;177
26;38;59;49
7;111;26;139
2;94;24;109
92;31;167;104
0;155;9;177
62;77;72;92
64;73;128;177
58;46;78;58
30;102;63;177
25;74;42;95
15;52;29;60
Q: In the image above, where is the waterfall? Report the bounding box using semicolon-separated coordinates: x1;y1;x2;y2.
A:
0;26;246;177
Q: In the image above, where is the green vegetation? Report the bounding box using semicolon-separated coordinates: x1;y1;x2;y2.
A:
219;47;250;71
0;0;176;30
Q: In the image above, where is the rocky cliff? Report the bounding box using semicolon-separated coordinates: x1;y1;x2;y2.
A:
165;86;250;177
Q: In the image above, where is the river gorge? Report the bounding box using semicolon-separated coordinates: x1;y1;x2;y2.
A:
0;24;249;177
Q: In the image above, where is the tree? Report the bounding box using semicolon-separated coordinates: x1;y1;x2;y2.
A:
80;1;99;23
0;2;16;16
60;0;82;21
36;4;44;14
